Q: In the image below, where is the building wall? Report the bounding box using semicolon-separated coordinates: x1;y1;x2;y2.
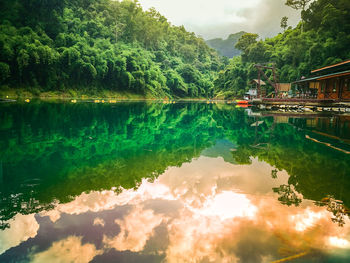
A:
317;80;328;99
310;82;320;90
317;76;350;100
278;83;291;92
248;88;257;96
314;116;350;141
326;79;339;100
340;77;350;100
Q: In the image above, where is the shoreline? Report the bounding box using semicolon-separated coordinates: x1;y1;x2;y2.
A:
0;87;215;102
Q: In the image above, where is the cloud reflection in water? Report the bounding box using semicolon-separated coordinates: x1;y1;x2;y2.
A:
1;156;350;262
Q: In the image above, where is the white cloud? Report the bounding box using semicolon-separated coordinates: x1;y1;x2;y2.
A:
33;156;350;262
198;191;257;220
138;0;302;39
0;214;39;255
328;237;350;248
291;208;327;232
103;207;165;252
139;0;260;26
30;236;102;263
93;217;105;227
40;179;174;223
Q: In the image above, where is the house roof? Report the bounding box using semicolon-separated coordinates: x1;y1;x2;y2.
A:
293;70;350;84
311;59;350;74
250;79;266;85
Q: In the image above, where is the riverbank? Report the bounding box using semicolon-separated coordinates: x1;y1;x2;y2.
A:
0;87;153;101
0;87;217;102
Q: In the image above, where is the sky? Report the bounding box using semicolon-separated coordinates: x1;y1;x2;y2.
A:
138;0;302;40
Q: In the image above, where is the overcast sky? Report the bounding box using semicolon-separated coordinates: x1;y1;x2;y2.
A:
138;0;302;40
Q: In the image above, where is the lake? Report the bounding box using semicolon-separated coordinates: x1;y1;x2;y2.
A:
0;101;350;262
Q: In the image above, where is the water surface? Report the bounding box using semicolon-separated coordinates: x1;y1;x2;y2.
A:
0;102;350;262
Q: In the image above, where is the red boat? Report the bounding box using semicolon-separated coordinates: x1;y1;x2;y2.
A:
236;104;249;108
236;100;249;104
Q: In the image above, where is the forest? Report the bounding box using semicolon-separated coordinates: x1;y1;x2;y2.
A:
214;0;350;98
0;0;349;99
0;0;224;98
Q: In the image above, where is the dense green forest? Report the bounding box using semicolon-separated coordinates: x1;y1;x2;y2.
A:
0;0;224;98
214;0;350;98
206;31;245;58
1;0;349;99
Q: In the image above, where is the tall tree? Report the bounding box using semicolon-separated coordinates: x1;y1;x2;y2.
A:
285;0;313;32
235;33;259;52
285;0;313;11
280;16;288;31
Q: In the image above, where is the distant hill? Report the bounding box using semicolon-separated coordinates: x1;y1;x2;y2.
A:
206;31;246;58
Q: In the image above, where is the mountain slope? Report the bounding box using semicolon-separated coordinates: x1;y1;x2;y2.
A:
206;31;245;58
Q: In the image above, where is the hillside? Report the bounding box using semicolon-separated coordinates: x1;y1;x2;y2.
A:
0;0;225;98
214;0;350;98
206;31;245;58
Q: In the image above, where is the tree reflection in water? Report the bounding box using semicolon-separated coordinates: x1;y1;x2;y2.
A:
316;196;350;227
0;102;350;262
273;184;302;207
0;102;350;226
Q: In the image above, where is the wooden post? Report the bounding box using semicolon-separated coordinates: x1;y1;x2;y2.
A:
0;161;2;185
339;78;342;101
254;64;279;98
272;67;278;97
258;71;261;98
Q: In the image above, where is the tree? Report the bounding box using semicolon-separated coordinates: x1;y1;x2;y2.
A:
280;16;288;31
273;184;302;206
285;0;312;11
0;62;10;82
114;21;126;42
245;41;272;63
235;33;259;52
0;0;224;98
285;0;312;32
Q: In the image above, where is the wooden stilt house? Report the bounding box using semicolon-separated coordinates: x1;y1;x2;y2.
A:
294;59;350;101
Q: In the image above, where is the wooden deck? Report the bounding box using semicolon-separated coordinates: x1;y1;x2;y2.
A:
261;98;335;103
250;98;350;107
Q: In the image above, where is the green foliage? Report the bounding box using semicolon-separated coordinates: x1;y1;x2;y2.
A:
285;0;313;11
1;102;349;222
231;120;350;208
215;0;350;98
0;0;223;98
214;57;248;98
0;62;10;82
280;16;288;31
0;102;226;221
234;33;259;53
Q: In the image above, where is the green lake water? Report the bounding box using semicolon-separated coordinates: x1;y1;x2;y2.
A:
0;101;350;262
